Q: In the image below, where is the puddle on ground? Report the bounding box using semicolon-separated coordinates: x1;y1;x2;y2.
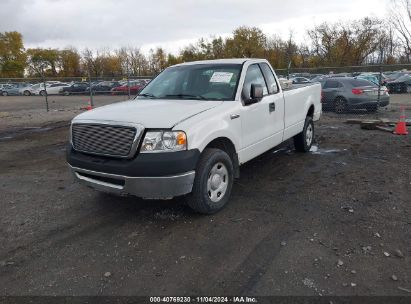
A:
310;145;347;155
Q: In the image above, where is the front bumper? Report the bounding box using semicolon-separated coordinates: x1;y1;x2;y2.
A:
70;165;195;199
67;147;200;199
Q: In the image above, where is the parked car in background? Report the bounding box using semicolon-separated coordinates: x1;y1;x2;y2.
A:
59;82;89;95
330;73;351;78
311;75;330;82
0;83;13;95
319;78;389;113
90;81;121;94
21;83;45;96
44;83;70;95
111;80;146;95
386;74;411;94
1;83;31;96
369;73;389;85
356;74;379;85
290;77;311;84
384;71;411;84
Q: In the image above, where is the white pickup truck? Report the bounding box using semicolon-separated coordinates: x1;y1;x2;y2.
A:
67;59;321;214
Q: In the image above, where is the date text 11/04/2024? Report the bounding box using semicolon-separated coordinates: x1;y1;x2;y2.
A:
149;296;258;303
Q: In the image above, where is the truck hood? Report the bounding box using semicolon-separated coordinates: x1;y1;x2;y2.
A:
72;99;223;128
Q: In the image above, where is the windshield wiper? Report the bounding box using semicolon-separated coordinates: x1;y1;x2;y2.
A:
137;93;156;98
164;94;207;100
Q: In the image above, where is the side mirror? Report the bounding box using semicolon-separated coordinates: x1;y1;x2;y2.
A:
244;83;263;105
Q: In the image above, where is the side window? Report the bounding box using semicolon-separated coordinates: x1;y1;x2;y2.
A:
323;80;340;89
242;64;268;100
259;63;279;94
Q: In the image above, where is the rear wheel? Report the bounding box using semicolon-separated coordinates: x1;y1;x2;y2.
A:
294;116;314;152
64;91;70;96
23;90;31;96
186;148;234;214
2;91;8;96
334;97;347;114
40;90;46;96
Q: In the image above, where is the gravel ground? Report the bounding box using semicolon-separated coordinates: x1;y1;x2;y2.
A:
0;95;410;296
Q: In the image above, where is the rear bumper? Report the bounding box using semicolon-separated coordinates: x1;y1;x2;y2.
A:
349;96;390;108
70;165;195;199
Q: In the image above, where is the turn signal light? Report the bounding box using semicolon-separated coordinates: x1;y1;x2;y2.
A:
176;132;187;146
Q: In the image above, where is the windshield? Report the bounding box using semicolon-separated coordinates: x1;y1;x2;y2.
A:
136;64;242;101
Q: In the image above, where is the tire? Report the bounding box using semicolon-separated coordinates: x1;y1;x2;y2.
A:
40;90;46;96
2;91;8;96
294;116;314;152
64;91;70;96
186;148;234;214
334;97;347;114
23;90;31;96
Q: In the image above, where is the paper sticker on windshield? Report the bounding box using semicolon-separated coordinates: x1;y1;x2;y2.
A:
210;72;233;83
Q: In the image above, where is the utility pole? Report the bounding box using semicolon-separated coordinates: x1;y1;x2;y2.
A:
127;56;131;99
88;68;94;108
377;47;384;111
41;66;49;112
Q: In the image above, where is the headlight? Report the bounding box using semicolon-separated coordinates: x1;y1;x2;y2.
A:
140;131;187;153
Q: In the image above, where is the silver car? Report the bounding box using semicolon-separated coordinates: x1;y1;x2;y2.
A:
319;78;390;113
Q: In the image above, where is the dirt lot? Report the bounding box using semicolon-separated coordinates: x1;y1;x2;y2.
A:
0;94;410;296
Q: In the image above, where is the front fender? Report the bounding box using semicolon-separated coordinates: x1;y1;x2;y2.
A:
174;102;242;154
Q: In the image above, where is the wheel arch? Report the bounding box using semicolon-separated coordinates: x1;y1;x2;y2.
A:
203;137;240;178
307;104;315;117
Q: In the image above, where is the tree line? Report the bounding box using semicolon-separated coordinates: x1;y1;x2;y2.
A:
1;2;411;79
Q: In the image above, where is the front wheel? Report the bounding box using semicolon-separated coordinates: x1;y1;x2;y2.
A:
186;148;234;214
2;91;8;96
40;90;46;96
294;116;314;152
23;90;31;96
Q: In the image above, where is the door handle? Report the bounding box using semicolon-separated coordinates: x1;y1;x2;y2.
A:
230;114;240;120
269;102;275;112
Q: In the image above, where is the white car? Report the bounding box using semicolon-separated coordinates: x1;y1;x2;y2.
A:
23;83;47;96
67;59;322;214
46;83;70;95
23;82;69;96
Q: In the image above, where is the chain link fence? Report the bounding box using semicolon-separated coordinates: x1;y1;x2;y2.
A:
1;64;410;126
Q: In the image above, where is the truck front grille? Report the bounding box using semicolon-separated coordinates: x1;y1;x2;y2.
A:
71;124;139;158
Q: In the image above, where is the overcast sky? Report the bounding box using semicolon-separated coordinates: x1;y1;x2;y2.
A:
0;0;389;54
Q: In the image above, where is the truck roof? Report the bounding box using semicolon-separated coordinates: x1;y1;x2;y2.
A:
175;58;266;66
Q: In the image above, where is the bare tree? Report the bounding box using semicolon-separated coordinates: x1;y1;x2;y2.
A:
390;0;411;62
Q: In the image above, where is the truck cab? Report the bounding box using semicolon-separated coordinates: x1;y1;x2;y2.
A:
67;59;321;214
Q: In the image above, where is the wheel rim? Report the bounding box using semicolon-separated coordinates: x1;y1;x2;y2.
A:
306;123;313;146
3;92;7;96
207;162;229;203
335;98;346;113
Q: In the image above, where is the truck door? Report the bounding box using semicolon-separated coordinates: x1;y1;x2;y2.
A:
239;63;284;161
